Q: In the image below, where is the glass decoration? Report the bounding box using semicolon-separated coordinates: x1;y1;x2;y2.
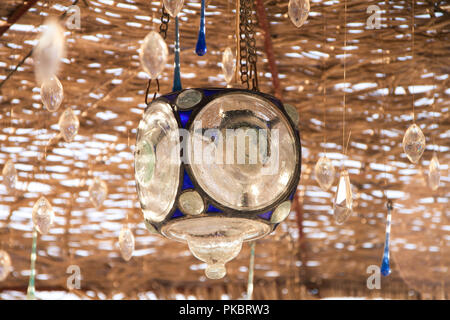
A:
173;17;182;91
314;156;335;191
2;159;17;193
41;76;63;112
58;108;79;143
402;123;425;164
333;169;352;224
222;47;235;84
428;153;440;191
33;19;66;84
32;196;54;235
0;250;12;281
89;177;108;209
288;0;310;28
163;0;185;18
119;226;135;261
139;31;169;80
380;200;393;276
135;88;301;279
195;0;207;56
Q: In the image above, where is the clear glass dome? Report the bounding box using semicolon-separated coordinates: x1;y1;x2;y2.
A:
188;92;298;211
162;217;271;279
135;101;181;222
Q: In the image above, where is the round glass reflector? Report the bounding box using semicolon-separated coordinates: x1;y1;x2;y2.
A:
188;93;297;211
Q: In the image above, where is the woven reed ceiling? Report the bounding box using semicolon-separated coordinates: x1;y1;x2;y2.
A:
0;0;449;299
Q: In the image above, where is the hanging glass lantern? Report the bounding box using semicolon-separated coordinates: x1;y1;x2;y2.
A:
288;0;310;28
0;250;12;281
135;88;301;279
2;159;17;193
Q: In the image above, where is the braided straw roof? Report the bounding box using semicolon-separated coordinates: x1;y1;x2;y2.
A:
0;0;449;299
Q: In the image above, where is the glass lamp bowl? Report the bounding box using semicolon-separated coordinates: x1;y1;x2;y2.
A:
135;88;302;279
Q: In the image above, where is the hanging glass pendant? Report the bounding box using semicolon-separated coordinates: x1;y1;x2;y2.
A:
163;0;185;18
314;156;335;191
195;0;207;56
288;0;310;28
139;31;169;80
0;250;12;281
33;19;66;84
222;47;235;84
58;108;79;143
2;159;17;193
119;226;135;261
32;196;55;235
380;200;393;276
402;123;425;164
89;177;108;209
41;76;63;112
333;169;353;225
428;153;440;191
172;16;182;91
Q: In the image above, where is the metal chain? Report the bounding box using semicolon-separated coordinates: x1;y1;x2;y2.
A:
239;0;258;91
159;6;170;40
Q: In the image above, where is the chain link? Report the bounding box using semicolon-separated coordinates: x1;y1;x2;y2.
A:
159;6;170;39
239;0;258;91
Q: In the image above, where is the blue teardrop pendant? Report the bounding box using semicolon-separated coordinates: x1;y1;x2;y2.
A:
380;200;392;276
172;16;182;91
195;0;207;56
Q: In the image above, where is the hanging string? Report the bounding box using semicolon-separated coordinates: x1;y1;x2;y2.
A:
322;3;327;154
246;241;255;300
411;0;415;123
342;0;347;156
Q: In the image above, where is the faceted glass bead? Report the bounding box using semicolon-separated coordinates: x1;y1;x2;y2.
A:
428;154;440;191
221;47;236;84
402;123;425;164
314;156;335;191
271;201;292;224
333;169;353;225
89;177;108;209
288;0;310;28
0;250;12;281
119;226;135;261
163;0;185;17
2;159;17;193
139;31;168;79
135;101;180;223
41;76;63;112
32;196;55;235
33;19;65;84
188;93;297;211
176;89;203;109
58;108;79;143
178;190;204;215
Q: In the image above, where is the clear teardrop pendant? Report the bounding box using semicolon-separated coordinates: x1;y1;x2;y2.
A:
402;123;425;164
58;108;79;143
0;250;12;281
89;177;108;209
2;159;17;193
139;31;169;80
333;169;353;225
314;156;335;191
119;226;135;261
163;0;185;18
428;153;440;191
33;19;66;84
222;47;235;84
288;0;310;28
41;76;63;112
32;196;55;235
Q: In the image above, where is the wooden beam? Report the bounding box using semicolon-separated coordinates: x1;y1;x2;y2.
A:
0;0;39;38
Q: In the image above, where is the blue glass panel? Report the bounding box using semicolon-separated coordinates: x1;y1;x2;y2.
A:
179;110;192;128
289;189;296;200
182;170;194;190
258;210;273;220
164;93;178;103
204;89;220;97
207;204;223;213
172;208;184;219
